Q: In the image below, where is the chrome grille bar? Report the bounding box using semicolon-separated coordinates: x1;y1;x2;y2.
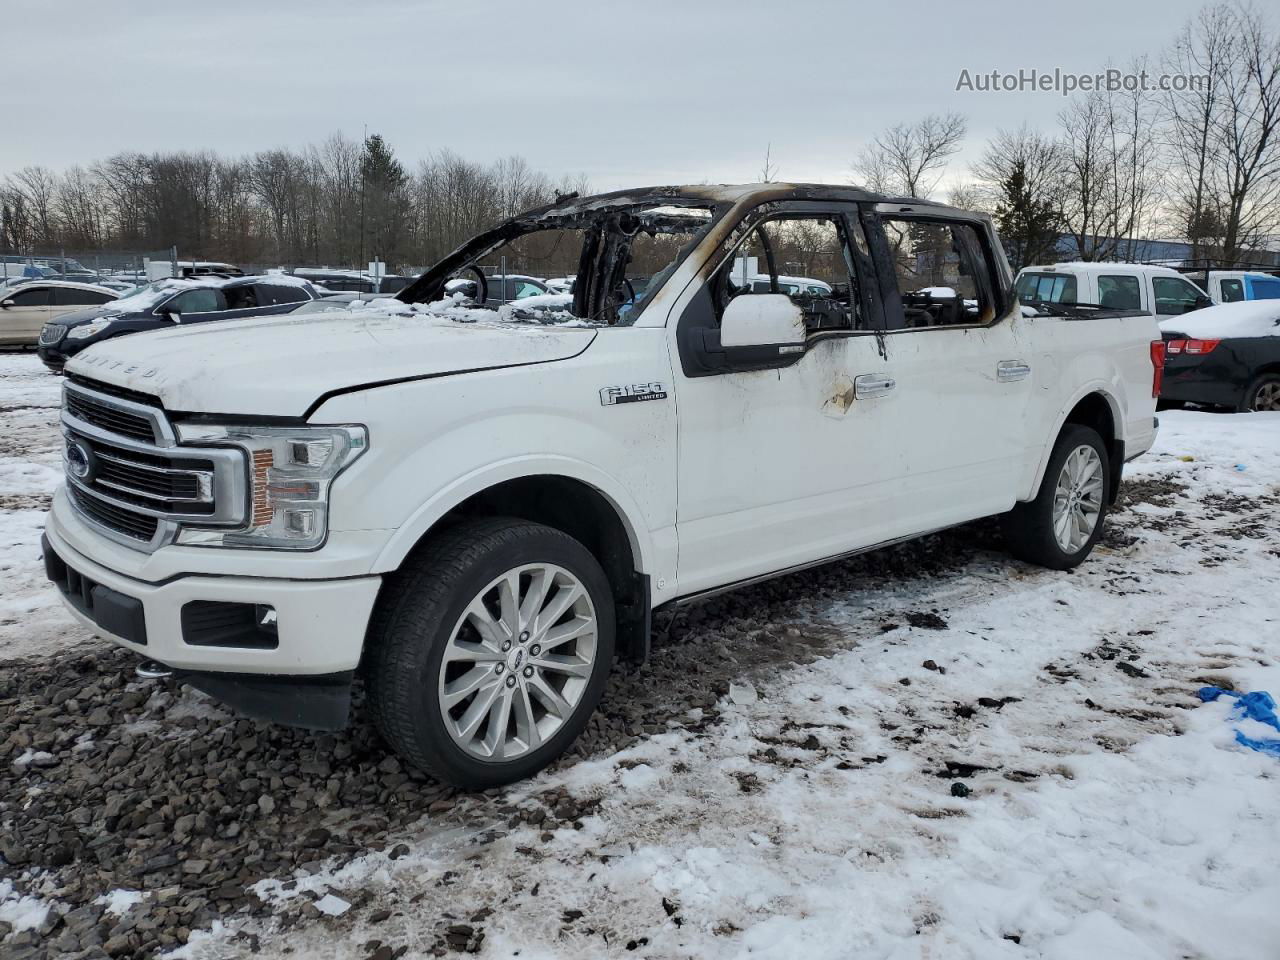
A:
60;380;248;552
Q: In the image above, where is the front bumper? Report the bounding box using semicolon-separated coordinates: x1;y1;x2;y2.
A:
43;505;382;677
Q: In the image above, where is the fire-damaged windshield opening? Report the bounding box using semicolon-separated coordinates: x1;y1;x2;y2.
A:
397;194;718;327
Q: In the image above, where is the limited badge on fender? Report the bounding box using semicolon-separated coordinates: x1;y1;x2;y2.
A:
599;382;668;406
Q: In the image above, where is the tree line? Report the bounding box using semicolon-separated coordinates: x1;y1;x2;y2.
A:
0;133;588;273
2;2;1276;274
854;2;1280;269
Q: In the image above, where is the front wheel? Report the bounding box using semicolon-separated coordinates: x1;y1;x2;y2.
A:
1002;424;1110;570
366;518;615;788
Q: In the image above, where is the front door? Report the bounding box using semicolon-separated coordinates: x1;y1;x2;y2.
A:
672;202;908;597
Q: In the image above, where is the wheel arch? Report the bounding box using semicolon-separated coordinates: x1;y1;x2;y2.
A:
372;461;654;663
1026;387;1124;503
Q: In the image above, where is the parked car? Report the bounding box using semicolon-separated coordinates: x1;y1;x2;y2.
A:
1159;299;1280;411
544;276;576;294
445;274;549;306
290;269;410;294
744;274;831;296
90;277;142;293
290;291;390;314
36;275;319;371
1016;262;1211;320
43;182;1160;788
1198;270;1280;304
0;281;119;349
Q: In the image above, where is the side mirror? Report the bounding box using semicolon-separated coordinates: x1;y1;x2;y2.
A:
1192;295;1212;311
157;306;180;323
721;293;805;349
0;299;13;309
693;293;807;374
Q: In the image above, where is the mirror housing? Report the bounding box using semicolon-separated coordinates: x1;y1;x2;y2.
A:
0;299;13;310
691;293;807;374
156;305;180;323
1192;295;1212;311
720;293;806;349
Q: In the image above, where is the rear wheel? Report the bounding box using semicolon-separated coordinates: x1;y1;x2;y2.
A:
1242;373;1280;412
367;518;614;788
1002;424;1110;570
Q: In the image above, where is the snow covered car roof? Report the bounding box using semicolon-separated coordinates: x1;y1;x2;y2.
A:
2;279;121;295
1159;299;1280;339
101;274;315;314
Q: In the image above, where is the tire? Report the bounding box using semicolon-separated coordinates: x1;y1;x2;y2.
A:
1002;424;1110;570
1241;373;1280;413
366;517;615;789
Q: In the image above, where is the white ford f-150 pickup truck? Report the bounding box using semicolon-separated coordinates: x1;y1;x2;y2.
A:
43;183;1163;787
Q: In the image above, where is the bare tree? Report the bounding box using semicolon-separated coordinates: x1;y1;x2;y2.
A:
852;113;967;198
1214;3;1280;260
971;126;1066;268
760;144;778;183
1056;70;1160;263
6;167;59;246
1162;2;1234;256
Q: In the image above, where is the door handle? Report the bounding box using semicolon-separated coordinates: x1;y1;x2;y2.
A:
854;373;896;399
997;360;1031;382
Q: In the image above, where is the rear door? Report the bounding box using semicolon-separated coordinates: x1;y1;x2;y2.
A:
862;205;1028;525
0;285;53;345
51;286;116;319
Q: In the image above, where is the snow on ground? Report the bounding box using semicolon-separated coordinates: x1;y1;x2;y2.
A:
0;354;92;661
1;352;1278;959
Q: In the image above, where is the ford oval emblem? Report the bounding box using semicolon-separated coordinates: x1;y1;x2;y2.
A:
66;439;94;481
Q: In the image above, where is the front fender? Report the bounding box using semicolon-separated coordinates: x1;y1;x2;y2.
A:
369;455;656;576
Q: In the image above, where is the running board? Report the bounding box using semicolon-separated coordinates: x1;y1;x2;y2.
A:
657;524;958;610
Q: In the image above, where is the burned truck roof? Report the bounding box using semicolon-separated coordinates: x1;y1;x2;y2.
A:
397;182;961;305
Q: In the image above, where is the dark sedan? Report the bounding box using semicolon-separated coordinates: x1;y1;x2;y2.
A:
1160;301;1280;412
37;276;319;373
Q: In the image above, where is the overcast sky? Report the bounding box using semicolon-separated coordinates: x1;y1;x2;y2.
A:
3;0;1214;191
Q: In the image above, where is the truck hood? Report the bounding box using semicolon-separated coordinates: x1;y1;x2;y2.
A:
65;308;597;417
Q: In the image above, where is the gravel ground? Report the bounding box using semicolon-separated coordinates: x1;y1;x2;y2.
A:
1;523;993;959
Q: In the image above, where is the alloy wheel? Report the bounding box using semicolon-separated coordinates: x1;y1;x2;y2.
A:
437;563;597;762
1252;381;1280;412
1052;444;1104;553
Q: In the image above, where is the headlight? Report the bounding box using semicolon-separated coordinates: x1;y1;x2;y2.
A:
66;320;114;340
172;423;367;549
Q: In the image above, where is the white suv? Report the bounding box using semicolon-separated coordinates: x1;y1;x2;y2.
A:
45;184;1162;786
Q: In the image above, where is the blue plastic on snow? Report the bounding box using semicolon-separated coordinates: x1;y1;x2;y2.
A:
1198;687;1280;757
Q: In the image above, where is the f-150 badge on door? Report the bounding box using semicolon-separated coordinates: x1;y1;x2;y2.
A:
599;382;668;405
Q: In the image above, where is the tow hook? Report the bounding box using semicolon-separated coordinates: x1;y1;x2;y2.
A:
135;659;174;680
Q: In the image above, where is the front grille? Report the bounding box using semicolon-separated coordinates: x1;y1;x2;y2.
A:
39;324;66;345
70;484;160;542
61;381;247;551
65;390;156;443
81;439;215;515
